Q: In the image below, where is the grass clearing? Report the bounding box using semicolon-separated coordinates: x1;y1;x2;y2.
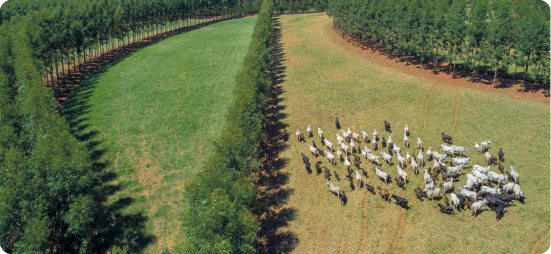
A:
61;16;257;253
276;13;550;253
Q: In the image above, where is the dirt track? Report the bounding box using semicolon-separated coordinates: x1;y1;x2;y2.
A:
274;13;549;253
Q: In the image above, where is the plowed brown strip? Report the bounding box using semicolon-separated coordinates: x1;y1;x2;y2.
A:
359;172;378;251
419;83;437;138
530;229;550;254
450;84;459;135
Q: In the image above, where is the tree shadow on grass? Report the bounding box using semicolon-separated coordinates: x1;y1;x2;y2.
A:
61;50;155;253
254;16;298;253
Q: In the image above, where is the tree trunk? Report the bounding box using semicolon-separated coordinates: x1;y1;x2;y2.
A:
370;37;373;52
54;55;59;93
434;47;438;73
73;49;76;73
421;47;424;69
66;49;70;76
452;57;456;79
493;67;498;88
61;53;65;85
534;61;540;86
522;52;531;92
471;48;477;82
50;66;54;88
471;60;475;81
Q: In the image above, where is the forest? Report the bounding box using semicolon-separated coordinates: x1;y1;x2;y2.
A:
0;0;283;252
327;0;550;89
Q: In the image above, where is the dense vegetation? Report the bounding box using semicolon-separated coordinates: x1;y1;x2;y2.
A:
0;14;97;252
274;0;328;12
60;16;258;253
180;0;274;252
327;0;550;90
0;0;266;91
273;13;549;253
0;0;264;252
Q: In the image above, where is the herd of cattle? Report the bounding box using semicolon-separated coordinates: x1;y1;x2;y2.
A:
281;118;525;221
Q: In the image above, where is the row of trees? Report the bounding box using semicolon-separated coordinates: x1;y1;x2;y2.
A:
181;0;274;252
0;0;271;252
1;0;265;91
274;0;328;13
0;14;97;252
327;0;550;90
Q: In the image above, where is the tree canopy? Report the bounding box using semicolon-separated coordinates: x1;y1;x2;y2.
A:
0;0;276;252
327;0;550;88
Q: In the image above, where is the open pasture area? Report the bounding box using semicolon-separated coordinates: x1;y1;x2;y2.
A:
61;16;257;253
275;13;550;253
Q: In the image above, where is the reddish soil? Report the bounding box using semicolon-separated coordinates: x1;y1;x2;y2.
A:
49;15;248;107
531;229;550;254
331;25;549;103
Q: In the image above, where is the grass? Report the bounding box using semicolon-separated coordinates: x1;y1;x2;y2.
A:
61;16;257;253
275;13;550;253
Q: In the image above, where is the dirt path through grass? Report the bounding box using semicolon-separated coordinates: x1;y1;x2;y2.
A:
277;13;549;253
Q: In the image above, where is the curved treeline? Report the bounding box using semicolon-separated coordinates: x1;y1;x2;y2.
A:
0;15;96;253
0;0;268;253
180;0;274;252
327;0;550;89
0;0;265;90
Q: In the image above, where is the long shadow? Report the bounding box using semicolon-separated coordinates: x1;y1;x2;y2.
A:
254;17;298;253
53;15;245;106
60;42;156;253
58;15;255;253
336;26;550;95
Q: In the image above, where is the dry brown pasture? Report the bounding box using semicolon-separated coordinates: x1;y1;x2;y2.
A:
274;13;550;253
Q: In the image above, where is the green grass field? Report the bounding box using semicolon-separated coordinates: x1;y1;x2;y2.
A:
275;13;550;253
61;16;257;253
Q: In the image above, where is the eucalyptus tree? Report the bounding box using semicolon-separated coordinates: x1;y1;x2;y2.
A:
402;0;420;66
444;0;467;78
466;0;489;81
515;0;549;91
429;0;448;73
414;0;432;69
486;1;512;87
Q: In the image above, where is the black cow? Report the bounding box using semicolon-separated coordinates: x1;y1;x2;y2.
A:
438;203;455;214
324;167;331;180
384;121;391;132
498;148;504;162
495;203;509;221
365;183;375;194
301;153;310;164
441;132;453;143
391;194;408;208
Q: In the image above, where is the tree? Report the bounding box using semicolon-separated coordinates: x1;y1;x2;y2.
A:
444;0;467;78
429;0;448;73
516;1;549;91
415;0;432;69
